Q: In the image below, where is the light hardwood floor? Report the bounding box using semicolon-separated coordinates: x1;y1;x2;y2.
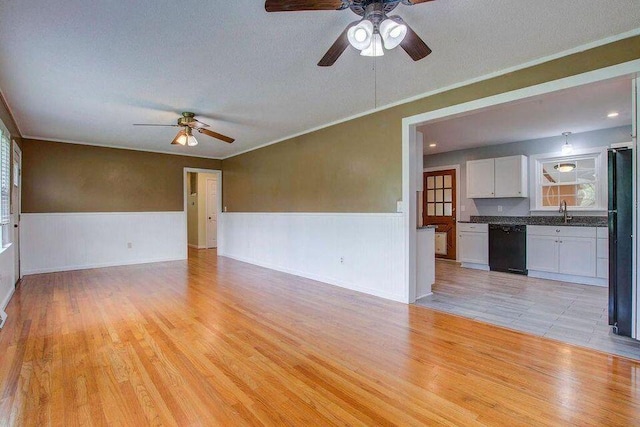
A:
1;249;639;425
416;260;640;359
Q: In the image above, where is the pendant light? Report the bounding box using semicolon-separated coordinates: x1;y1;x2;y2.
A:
561;131;573;155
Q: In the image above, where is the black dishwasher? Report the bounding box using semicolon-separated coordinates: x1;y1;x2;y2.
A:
488;224;527;275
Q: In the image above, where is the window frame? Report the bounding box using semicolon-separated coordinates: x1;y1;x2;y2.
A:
529;146;608;213
0;129;10;247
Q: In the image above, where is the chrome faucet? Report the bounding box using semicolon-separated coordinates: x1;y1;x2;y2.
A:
559;200;573;224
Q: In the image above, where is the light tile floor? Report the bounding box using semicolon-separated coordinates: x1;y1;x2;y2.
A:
416;260;640;360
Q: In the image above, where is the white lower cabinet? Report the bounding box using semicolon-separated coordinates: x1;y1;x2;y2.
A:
527;235;558;272
459;223;488;269
596;227;609;279
527;225;604;286
557;236;597;276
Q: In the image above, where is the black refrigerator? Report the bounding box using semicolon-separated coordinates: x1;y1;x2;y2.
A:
608;148;633;337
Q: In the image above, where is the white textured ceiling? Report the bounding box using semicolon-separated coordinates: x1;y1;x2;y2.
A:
0;1;639;159
418;77;633;154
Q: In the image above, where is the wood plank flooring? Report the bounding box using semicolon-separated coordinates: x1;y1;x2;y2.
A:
1;249;639;426
417;261;640;360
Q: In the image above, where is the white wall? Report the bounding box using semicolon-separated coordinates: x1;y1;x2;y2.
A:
219;212;407;302
20;212;186;274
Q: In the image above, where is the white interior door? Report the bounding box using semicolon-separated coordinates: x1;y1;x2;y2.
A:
206;178;217;248
12;142;21;281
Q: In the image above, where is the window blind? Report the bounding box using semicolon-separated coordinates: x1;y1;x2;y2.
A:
0;130;10;225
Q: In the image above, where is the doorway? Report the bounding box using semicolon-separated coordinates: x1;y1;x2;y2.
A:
183;168;221;255
405;74;639;357
12;141;21;282
205;177;217;248
423;169;457;260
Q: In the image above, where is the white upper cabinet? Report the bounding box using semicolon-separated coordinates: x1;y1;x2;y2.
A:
466;158;495;198
494;156;528;198
467;155;528;198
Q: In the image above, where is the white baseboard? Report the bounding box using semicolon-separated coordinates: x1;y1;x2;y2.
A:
219;212;406;303
21;212;187;275
0;285;15;312
528;270;608;287
222;252;405;302
22;256;185;275
461;262;490;271
415;292;433;300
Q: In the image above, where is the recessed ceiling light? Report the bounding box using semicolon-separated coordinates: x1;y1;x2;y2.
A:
607;112;619;118
429;143;437;147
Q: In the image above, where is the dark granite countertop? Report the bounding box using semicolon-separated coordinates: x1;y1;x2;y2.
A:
417;225;438;230
458;215;607;227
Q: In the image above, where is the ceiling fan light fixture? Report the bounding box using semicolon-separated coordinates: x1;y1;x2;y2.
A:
173;130;188;146
379;17;407;50
347;19;374;50
187;135;198;147
360;33;384;57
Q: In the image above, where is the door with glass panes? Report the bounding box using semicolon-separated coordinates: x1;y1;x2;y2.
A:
423;169;456;260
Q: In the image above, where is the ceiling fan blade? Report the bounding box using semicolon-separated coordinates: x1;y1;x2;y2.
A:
198;128;235;144
133;124;180;127
265;0;348;12
404;0;436;4
188;119;211;129
318;21;357;67
397;18;432;61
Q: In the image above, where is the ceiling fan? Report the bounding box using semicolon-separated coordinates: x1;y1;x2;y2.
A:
133;112;235;146
265;0;434;66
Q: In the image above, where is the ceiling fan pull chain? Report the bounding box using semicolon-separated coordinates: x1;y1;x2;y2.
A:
374;55;378;109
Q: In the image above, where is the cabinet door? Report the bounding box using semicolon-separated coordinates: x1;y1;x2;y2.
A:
466;159;495;198
527;235;558;272
494;155;527;197
459;232;488;264
558;236;597;277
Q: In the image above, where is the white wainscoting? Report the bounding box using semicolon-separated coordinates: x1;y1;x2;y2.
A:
218;212;407;302
20;212;187;275
0;244;16;313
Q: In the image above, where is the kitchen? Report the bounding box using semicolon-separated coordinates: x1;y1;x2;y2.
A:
414;76;639;359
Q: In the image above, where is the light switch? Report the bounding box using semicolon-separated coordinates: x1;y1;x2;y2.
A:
396;201;403;213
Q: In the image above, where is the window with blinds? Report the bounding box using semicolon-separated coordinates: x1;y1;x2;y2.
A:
0;130;9;225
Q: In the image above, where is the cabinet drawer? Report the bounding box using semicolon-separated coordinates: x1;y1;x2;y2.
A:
597;238;608;259
458;223;488;233
527;225;597;238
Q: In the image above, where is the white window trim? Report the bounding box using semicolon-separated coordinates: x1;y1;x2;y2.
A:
529;146;609;213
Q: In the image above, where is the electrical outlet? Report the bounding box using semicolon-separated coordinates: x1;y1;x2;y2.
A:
224;206;228;212
127;242;133;249
460;205;466;212
340;257;344;264
497;206;503;212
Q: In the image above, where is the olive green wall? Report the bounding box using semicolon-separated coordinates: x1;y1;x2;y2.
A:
22;139;221;213
222;35;640;213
